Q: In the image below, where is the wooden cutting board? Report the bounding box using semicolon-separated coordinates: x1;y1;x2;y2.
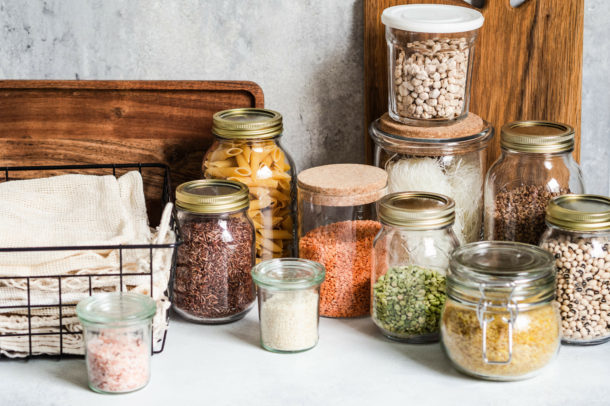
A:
364;0;584;167
0;80;264;193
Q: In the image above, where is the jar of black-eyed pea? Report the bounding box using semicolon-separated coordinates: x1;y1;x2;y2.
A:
540;194;610;345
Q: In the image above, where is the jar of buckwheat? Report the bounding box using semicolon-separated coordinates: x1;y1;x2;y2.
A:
381;4;484;125
540;194;610;346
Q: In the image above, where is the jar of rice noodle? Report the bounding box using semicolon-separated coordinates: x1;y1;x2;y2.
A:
369;112;493;244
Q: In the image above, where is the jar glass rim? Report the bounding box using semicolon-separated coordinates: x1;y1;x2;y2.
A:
76;292;156;327
369;119;493;155
251;258;325;290
447;241;556;306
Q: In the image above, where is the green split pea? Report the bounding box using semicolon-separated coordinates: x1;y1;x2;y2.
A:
373;265;446;337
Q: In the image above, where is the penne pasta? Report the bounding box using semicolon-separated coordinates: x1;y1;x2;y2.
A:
259;229;293;240
205;166;252;178
204;138;294;261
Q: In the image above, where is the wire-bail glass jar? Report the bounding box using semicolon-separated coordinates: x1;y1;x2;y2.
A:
173;179;256;324
540;194;610;345
370;113;493;244
382;4;484;125
202;108;296;262
251;258;325;353
298;164;387;318
77;292;156;394
372;192;460;343
484;120;585;245
441;242;560;381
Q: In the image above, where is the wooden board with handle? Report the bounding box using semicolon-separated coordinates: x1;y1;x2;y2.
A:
364;0;584;167
0;80;264;201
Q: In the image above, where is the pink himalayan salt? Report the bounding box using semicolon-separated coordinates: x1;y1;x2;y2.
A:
86;333;150;393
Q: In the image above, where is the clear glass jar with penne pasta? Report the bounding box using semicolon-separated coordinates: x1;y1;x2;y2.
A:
203;108;296;262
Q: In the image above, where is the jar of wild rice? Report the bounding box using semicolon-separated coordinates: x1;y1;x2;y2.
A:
484;120;585;245
370;112;493;244
173;180;256;324
372;192;460;343
382;4;484;125
251;258;325;353
297;164;387;318
540;194;610;345
442;242;560;381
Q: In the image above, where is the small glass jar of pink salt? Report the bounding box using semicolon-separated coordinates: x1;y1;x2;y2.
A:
77;292;156;394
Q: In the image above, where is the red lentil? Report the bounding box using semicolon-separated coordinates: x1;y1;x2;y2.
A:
299;220;381;318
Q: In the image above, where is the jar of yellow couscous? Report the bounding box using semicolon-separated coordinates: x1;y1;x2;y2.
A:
441;241;560;381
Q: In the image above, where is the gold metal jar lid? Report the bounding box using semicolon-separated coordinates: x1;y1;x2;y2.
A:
176;179;249;214
501;120;574;153
212;108;283;139
546;194;610;232
378;191;455;229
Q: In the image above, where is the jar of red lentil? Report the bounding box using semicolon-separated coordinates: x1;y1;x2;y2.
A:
297;164;387;318
372;192;459;342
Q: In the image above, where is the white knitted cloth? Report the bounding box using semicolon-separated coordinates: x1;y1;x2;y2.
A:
0;171;175;357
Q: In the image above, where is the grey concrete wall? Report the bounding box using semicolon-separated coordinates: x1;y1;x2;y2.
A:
1;0;608;194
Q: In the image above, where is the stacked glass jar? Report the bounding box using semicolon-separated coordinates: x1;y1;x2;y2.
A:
297;164;387;318
372;4;491;245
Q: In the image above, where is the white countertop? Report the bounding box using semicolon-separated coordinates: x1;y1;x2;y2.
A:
1;308;608;406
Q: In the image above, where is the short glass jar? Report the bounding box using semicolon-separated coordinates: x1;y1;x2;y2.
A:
382;4;484;125
441;242;560;381
370;112;493;244
540;194;610;345
202;108;296;262
484;120;585;245
251;258;325;353
297;164;387;318
76;292;156;394
372;192;460;342
173;179;256;324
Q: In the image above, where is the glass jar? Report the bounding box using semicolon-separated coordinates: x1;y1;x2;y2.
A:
372;192;460;342
202;108;296;262
442;242;560;381
540;194;610;345
484;120;585;245
251;258;325;353
173;179;256;324
297;164;387;318
370;112;493;244
382;4;484;125
76;292;156;394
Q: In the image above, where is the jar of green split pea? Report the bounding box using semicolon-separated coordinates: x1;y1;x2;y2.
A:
372;191;460;342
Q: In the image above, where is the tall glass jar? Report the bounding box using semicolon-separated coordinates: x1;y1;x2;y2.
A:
251;258;325;353
76;292;156;394
382;4;484;125
298;164;387;318
173;179;256;324
372;192;460;343
540;194;610;345
370;112;493;244
202;108;296;262
484;120;585;245
442;242;560;381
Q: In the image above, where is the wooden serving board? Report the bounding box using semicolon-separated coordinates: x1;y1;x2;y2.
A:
364;0;584;166
0;80;264;192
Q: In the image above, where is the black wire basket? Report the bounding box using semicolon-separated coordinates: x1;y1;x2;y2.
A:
0;163;181;358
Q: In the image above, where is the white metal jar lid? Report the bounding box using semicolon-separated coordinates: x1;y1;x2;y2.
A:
381;4;484;33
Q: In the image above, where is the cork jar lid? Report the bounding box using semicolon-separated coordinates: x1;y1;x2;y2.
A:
297;164;388;207
370;112;493;155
